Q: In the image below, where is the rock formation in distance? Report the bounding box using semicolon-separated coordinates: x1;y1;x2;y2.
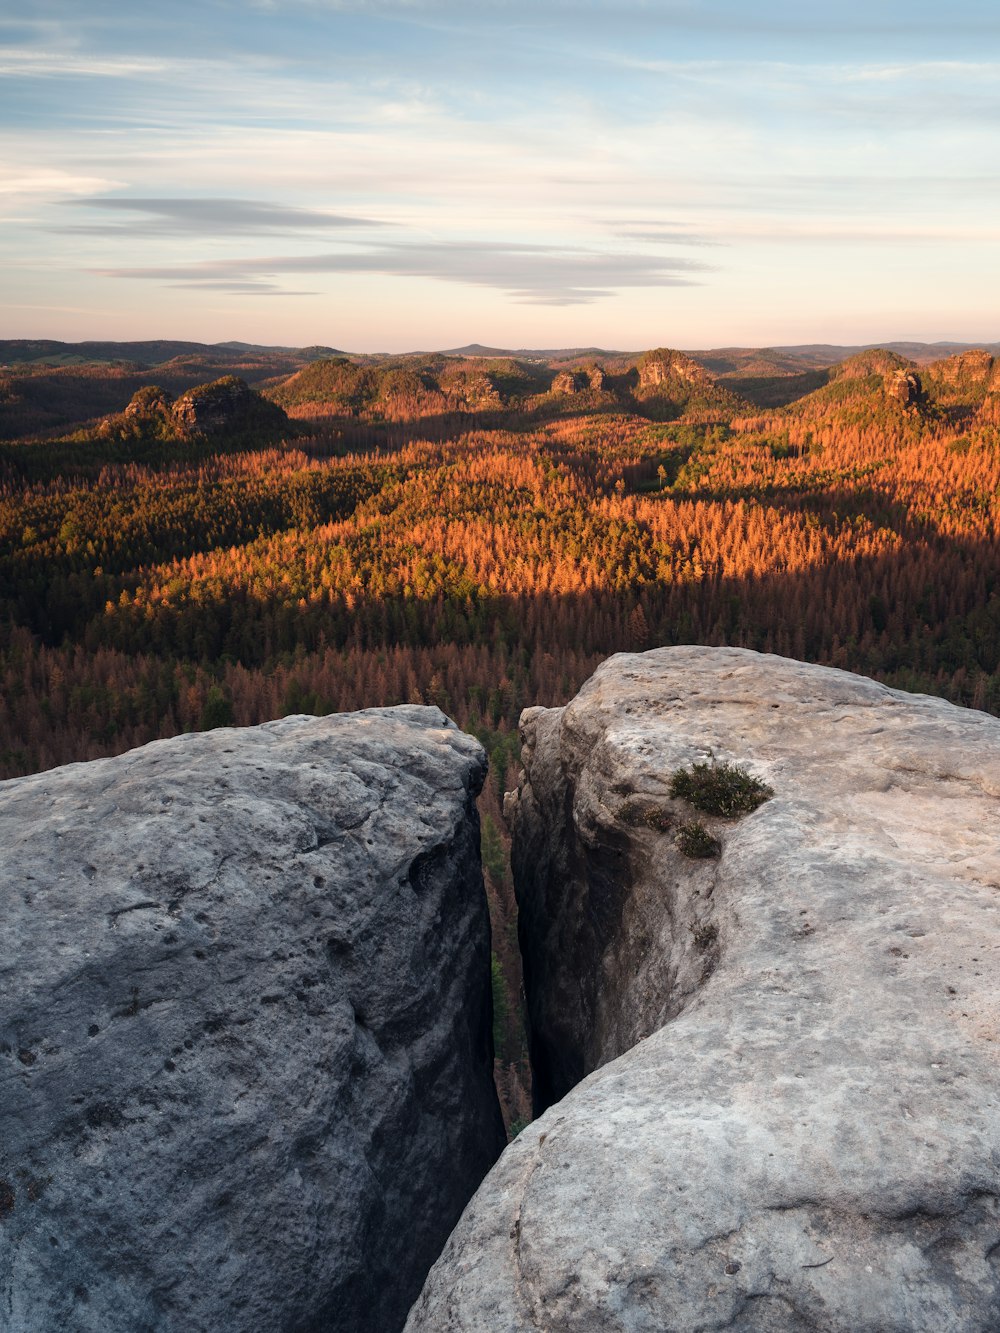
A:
119;374;289;438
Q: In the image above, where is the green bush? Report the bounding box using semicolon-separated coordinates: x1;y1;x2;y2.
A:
676;820;721;858
669;760;772;817
480;814;508;881
199;684;234;730
490;953;508;1058
619;797;673;831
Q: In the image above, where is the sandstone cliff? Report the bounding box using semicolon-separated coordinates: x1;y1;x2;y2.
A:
0;708;505;1332
408;648;1000;1331
170;375;288;436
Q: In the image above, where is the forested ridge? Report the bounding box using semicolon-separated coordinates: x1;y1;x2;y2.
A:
2;342;999;1128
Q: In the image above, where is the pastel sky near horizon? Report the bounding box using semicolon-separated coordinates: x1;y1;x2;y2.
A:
1;0;998;351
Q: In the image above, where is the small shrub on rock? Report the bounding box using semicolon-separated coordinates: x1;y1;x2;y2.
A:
669;760;772;818
676;820;721;859
691;921;719;951
620;798;673;832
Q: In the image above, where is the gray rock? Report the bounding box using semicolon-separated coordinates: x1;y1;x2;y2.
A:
408;648;1000;1331
0;707;505;1333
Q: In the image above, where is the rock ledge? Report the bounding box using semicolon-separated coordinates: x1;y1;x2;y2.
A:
408;648;1000;1332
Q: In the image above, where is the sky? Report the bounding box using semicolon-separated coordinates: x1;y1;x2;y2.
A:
1;0;998;351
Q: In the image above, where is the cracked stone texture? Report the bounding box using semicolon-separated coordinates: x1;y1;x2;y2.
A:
406;648;1000;1332
0;707;505;1333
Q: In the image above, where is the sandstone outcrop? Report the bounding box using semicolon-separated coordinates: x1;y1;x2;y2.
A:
115;376;289;440
0;708;505;1333
123;384;172;420
887;366;924;408
551;366;609;395
929;349;1000;391
408;648;1000;1331
171;374;288;436
551;370;586;395
637;348;708;388
460;373;504;409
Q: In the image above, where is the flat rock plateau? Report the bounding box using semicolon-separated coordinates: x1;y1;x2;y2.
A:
0;707;505;1333
407;648;1000;1332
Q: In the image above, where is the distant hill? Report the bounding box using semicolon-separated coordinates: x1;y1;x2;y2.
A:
444;343;622;361
269;346;748;424
270;353;552;417
5;337;996;373
687;342;1000;409
0;340;210;368
768;341;1000;366
444;339;1000;369
215;341;342;357
627;347;749;421
0;340;341;369
5;337;999;436
0;343;327;439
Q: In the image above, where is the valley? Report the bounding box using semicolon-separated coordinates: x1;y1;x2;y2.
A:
3;338;998;1131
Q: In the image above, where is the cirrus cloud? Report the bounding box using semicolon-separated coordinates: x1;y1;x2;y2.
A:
57;195;389;236
95;238;713;305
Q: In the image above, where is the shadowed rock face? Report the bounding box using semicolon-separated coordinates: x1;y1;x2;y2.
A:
407;648;1000;1332
0;707;505;1333
123;384;172;419
171;374;288;435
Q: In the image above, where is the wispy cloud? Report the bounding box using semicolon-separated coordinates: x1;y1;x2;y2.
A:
169;281;320;295
96;239;711;305
731;222;1000;244
0;46;177;79
57;196;388;237
616;226;724;246
0;167;121;200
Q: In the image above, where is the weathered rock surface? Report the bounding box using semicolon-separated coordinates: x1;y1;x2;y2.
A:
408;648;1000;1331
637;348;709;388
551;366;609;396
929;349;1000;391
551;370;587;395
0;708;505;1333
